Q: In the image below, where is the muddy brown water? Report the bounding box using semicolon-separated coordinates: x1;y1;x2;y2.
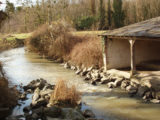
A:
0;47;160;120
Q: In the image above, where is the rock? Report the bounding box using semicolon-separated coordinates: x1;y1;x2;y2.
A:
143;91;154;100
150;99;160;104
35;79;47;90
137;86;150;97
32;88;40;105
84;77;91;81
107;69;130;79
156;92;160;100
25;113;32;120
20;93;27;101
93;78;101;82
23;106;31;113
81;68;88;76
114;78;124;87
121;80;130;89
44;106;61;118
32;98;48;109
101;77;110;84
87;66;93;72
91;81;97;86
64;63;70;69
83;109;95;118
91;70;100;79
71;66;77;70
61;108;85;120
108;82;116;88
26;89;32;93
75;69;82;75
32;113;39;119
126;85;137;94
40;89;53;97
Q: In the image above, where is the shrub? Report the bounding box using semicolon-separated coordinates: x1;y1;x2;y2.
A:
70;35;103;67
50;79;81;107
74;16;97;30
0;62;18;109
26;20;103;68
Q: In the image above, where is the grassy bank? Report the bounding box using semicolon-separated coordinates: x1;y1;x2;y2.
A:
26;21;103;68
0;33;30;52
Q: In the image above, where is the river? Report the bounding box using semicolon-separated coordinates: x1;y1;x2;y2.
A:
0;47;160;120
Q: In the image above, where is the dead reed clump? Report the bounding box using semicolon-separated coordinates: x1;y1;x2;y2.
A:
50;79;81;107
26;20;83;61
70;35;103;68
0;62;18;109
25;24;49;53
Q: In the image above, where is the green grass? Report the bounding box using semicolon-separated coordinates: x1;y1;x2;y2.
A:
0;33;31;41
0;30;105;41
72;30;106;36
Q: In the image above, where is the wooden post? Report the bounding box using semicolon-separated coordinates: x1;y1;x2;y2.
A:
102;36;107;71
129;40;136;77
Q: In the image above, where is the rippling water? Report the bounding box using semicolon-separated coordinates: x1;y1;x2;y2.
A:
1;47;160;120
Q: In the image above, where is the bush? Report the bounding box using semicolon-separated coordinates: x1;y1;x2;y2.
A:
26;20;83;61
0;62;18;109
26;21;103;68
74;16;97;30
50;79;81;107
70;35;103;67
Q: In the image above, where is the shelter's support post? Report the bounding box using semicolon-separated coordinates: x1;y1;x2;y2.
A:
129;39;136;77
102;36;107;71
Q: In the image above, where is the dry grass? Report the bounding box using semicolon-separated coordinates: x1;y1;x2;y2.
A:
70;35;103;67
50;79;81;107
0;62;18;109
26;20;103;68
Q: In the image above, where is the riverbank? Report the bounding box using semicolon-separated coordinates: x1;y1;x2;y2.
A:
0;33;30;52
0;62;19;119
62;62;160;104
0;33;30;119
25;21;160;104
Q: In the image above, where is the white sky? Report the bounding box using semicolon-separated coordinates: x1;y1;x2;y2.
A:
0;0;37;10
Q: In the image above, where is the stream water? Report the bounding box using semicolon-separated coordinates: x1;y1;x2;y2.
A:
0;47;160;120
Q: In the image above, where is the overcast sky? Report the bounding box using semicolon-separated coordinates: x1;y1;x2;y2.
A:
0;0;37;10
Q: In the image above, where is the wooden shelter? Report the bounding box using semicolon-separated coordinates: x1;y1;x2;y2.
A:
99;17;160;77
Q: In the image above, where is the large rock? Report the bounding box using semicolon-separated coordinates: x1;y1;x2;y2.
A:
150;99;160;104
61;108;85;120
107;82;116;88
75;69;82;75
126;85;137;94
23;79;47;91
44;106;61;118
137;86;150;97
81;68;89;76
40;89;53;98
101;76;110;84
107;69;130;79
114;78;124;87
83;109;95;118
32;88;40;105
64;63;70;69
121;80;130;89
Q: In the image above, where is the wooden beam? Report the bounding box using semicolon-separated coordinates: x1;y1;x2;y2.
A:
102;36;107;71
129;40;136;77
